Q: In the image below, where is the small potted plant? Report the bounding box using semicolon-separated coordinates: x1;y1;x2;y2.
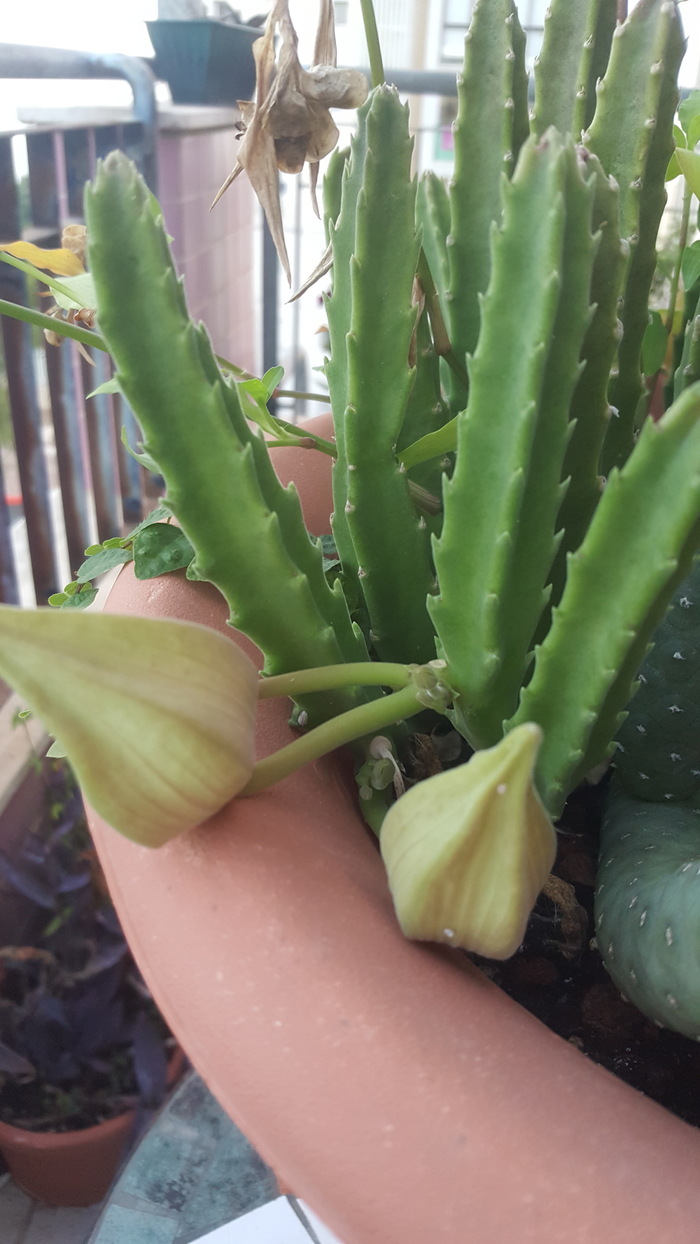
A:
0;0;700;1237
0;762;180;1206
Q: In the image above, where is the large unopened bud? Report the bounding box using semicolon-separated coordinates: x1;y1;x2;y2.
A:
380;724;557;959
0;606;258;847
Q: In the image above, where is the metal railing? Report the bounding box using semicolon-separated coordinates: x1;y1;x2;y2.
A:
0;46;158;606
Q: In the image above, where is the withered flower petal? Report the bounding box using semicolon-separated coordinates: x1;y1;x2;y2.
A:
212;0;368;283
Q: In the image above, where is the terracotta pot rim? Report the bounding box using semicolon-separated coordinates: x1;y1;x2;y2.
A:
0;1105;137;1150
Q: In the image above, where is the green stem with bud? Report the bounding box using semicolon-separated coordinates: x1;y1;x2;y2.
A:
243;682;423;796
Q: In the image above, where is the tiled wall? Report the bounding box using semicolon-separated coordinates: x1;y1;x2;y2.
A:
158;125;258;375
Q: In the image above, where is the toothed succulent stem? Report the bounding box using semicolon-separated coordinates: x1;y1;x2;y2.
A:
86;153;368;724
430;132;579;748
509;383;700;817
325;87;437;666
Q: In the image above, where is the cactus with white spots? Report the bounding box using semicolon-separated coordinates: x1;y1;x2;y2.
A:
595;787;700;1039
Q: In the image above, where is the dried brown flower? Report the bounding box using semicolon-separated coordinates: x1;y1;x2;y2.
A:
212;0;368;282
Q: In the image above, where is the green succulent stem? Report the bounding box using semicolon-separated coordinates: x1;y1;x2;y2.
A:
258;661;411;699
244;682;424;796
359;0;385;89
0;297;106;352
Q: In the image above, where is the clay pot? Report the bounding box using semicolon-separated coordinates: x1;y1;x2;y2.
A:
0;1106;137;1207
0;1048;186;1206
86;416;700;1243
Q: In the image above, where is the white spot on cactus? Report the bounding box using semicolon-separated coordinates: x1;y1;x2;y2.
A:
670;753;682;762
629;969;637;984
681;862;693;872
667;994;678;1008
344;501;355;513
638;772;650;780
640;910;647;927
665;927;673;946
583;35;593;49
636;724;646;734
672;651;685;661
358;567;367;578
669;705;684;713
297;710;308;728
680;596;692;609
443;928;455;939
629;896;638;909
638;674;647;685
348;463;357;471
607;943;614;958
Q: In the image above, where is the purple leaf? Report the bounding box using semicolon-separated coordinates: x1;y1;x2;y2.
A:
0;850;55;909
131;1011;168;1106
0;1039;35;1076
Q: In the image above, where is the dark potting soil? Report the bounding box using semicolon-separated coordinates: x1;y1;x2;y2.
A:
473;777;700;1128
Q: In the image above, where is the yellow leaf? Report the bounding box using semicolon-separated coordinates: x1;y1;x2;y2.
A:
0;240;85;276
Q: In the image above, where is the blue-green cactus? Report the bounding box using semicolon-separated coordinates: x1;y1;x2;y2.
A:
596;786;700;1040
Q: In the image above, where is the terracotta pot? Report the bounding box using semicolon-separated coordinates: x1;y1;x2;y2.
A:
0;1048;186;1206
86;415;700;1243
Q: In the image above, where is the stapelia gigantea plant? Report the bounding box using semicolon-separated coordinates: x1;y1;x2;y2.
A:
1;0;700;1031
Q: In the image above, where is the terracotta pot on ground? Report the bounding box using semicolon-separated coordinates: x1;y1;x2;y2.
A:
0;1048;186;1206
86;416;700;1243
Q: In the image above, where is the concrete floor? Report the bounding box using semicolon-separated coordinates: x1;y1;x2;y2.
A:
0;1175;103;1244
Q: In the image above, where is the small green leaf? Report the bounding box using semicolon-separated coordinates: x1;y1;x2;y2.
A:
120;424;161;474
666;150;681;182
132;523;194;579
51;271;97;313
240;378;269;403
59;588;98;609
103;536;126;549
47;738;68;758
676;148;700;199
261;365;284;398
63;581;81;597
679;90;700;142
124;504;172;541
641;311;668;377
682;240;700;292
76;547;133;583
87;376;121;399
48;592;68;607
84;544;103;556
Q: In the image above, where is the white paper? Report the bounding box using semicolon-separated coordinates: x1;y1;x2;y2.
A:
191;1197;315;1244
297;1200;345;1244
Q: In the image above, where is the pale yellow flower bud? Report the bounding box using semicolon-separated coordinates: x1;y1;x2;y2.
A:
380;724;557;959
0;606;258;847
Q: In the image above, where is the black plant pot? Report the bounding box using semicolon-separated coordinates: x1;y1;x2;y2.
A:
146;20;259;106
